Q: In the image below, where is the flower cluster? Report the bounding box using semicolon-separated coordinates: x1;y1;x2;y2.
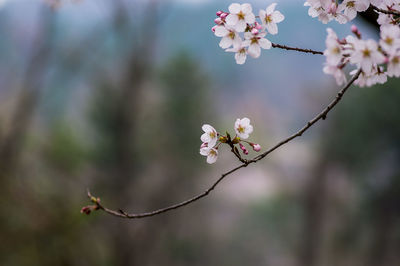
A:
200;118;261;164
304;0;400;24
323;24;400;87
212;3;284;64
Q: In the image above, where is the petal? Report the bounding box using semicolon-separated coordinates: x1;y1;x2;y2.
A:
235;51;247;64
214;25;229;37
219;36;233;49
259;38;272;49
241;117;250;126
248;44;261;58
200;147;209;156
235;20;247;32
200;133;209;143
272;11;284;23
266;22;278;35
202;124;214;132
232;36;242;49
226;14;238;26
259;10;266;20
245;12;256;24
266;3;277;14
241;3;252;14
229;3;241;14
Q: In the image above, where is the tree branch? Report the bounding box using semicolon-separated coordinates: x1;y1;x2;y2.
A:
85;69;361;219
371;5;400;16
272;43;323;55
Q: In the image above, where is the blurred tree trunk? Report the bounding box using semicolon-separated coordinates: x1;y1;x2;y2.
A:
0;7;55;178
298;160;328;266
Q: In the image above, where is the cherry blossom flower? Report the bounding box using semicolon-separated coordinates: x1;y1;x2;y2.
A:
243;32;272;58
338;0;369;21
200;146;219;164
349;39;385;74
379;25;400;54
226;44;248;64
387;52;400;77
324;28;343;65
214;25;242;49
259;3;285;35
323;64;347;85
234;118;253;139
201;124;218;148
226;3;256;32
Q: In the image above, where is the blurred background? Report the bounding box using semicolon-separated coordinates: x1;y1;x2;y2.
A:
0;0;399;265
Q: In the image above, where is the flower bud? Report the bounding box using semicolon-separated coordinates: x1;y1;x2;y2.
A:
239;143;249;155
219;136;228;143
220;12;228;19
254;22;262;30
80;206;92;215
216;11;223;17
211;25;217;33
251;143;261;152
251;28;259;35
214;17;223;25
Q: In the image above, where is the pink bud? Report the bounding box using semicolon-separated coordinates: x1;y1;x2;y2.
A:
254;22;263;30
211;25;217;33
251;28;259;35
216;11;223;17
214;17;223;25
220;12;228;19
80;206;91;215
384;57;389;64
239;143;249;155
252;143;261;152
351;25;358;33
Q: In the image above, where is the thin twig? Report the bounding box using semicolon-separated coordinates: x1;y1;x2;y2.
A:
371;5;400;16
85;69;362;219
272;43;323;55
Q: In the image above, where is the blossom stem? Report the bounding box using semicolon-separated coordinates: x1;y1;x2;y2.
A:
84;70;361;219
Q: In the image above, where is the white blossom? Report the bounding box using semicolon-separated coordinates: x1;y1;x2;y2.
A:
324;28;344;65
234;118;253;139
226;3;256;32
243;32;272;58
338;0;369;21
200;124;218;148
349;39;385;74
387;52;400;77
259;3;285;35
323;64;347;85
214;25;242;49
379;24;400;54
200;146;219;164
226;44;248;64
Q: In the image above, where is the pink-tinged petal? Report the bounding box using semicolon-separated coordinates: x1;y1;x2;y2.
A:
219;36;233;49
259;38;272;49
214;25;229;37
245;12;256;24
272;11;284;23
202;124;214;132
235;20;247;32
266;22;278;35
201;133;209;143
206;149;218;164
200;147;209;156
229;3;241;14
266;3;277;14
248;44;261;58
241;3;252;14
226;14;238;26
235;52;247;64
